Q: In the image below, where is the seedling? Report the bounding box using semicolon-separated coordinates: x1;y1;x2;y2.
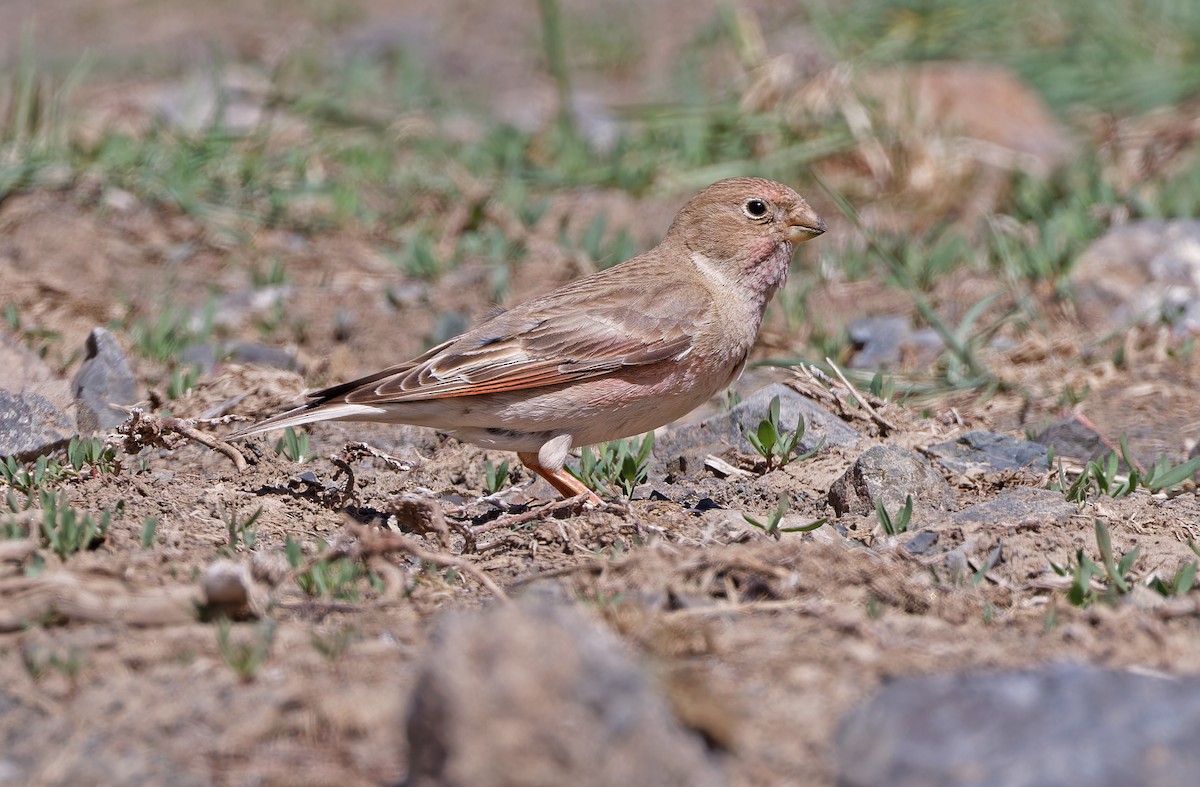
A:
1;454;67;495
483;458;511;495
217;618;276;682
285;537;365;600
569;432;654;498
867;371;896;403
250;256;288;288
38;491;114;559
140;516;159;549
1142;454;1200;494
221;504;263;550
1151;560;1198;598
311;624;359;663
21;644;83;684
65;437;120;476
167;365;201;400
875;494;914;536
746;396;820;472
1050;436;1200;503
1050;519;1139;607
742;494;827;539
274;427;311;464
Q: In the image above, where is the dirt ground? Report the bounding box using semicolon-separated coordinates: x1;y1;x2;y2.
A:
4;2;1200;786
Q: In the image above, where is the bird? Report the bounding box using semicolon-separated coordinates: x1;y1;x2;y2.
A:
232;177;826;504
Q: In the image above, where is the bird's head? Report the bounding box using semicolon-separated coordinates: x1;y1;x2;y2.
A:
666;177;826;297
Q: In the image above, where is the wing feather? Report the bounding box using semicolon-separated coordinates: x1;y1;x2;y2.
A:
316;270;711;407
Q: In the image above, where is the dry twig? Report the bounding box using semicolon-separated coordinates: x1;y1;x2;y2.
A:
115;409;248;471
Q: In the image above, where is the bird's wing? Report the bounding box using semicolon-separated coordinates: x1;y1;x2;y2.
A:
318;275;711;406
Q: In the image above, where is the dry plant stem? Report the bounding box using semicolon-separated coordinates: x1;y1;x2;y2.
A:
790;365;848;411
345;521;509;601
269;521;508;601
824;357;898;434
337;441;414;472
468;492;593;538
507;558;608;588
115;410;248;471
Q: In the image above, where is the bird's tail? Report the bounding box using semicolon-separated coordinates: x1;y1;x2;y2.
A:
230;402;382;440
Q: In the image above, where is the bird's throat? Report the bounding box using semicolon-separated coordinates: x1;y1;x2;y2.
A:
744;241;792;304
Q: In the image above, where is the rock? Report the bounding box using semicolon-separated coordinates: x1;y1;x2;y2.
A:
179;341;298;374
903;530;939;555
152;66;272;135
200;560;251;610
72;328;138;433
952;487;1075;528
1071;220;1200;335
654;383;859;471
405;599;726;787
1030;414;1114;463
927;430;1048;476
0;389;74;458
837;664;1200;787
828;445;955;517
199;285;293;332
848;315;943;371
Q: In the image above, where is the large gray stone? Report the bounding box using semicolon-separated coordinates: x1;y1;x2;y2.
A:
1072;220;1200;335
828;444;955;517
0;389;73;458
848;315;943;371
654;383;859;470
72;328;138;433
927;430;1048;476
837;665;1200;787
951;487;1075;529
1030;414;1114;463
405;599;726;787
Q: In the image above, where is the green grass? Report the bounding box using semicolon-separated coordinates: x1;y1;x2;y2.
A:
568;432;655;499
216;618;275;682
876;494;914;536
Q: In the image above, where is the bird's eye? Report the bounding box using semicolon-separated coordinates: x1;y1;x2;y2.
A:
743;198;769;218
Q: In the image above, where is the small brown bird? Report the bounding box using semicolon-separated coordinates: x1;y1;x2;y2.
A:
234;177;826;503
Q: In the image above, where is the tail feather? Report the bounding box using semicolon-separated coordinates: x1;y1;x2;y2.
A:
231;402;387;440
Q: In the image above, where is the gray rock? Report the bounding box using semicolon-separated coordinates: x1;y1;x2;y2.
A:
0;389;73;458
1031;414;1113;463
1072;219;1200;335
405;599;726;787
151;66;271;136
837;664;1200;787
72;328;137;433
179;341;298;374
197;285;293;332
927;430;1048;476
828;445;955;517
951;487;1075;529
848;315;943;370
903;530;939;555
654;383;859;470
848;315;909;369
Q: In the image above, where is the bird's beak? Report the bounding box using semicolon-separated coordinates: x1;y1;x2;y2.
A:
784;210;827;244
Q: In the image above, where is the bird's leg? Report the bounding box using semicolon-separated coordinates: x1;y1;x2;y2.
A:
517;452;604;507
